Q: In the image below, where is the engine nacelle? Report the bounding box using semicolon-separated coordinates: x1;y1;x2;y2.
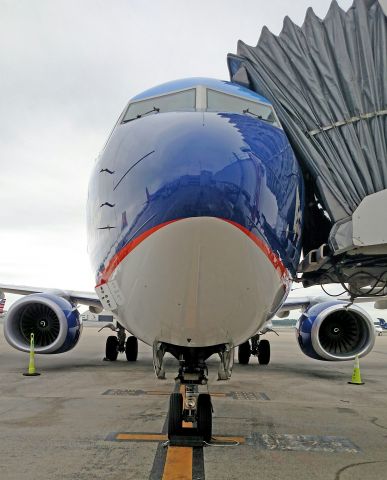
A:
296;301;375;361
4;293;82;354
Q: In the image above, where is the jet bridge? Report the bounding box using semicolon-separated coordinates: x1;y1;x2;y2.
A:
228;0;387;298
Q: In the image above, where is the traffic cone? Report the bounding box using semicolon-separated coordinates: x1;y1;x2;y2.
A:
23;333;40;376
348;355;364;385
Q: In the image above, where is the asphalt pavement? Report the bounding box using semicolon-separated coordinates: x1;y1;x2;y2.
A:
0;325;386;480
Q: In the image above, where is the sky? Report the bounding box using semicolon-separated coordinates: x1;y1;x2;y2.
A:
0;0;385;319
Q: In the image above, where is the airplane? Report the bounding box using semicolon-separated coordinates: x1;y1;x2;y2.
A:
374;322;383;336
377;318;387;329
0;78;380;442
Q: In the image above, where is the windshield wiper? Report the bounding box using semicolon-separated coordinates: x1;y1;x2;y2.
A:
243;108;273;123
122;107;160;124
243;108;261;118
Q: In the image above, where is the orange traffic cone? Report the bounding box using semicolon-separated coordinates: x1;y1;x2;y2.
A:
348;355;364;385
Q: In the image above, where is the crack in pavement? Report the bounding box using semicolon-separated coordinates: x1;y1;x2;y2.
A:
334;460;387;480
370;416;387;430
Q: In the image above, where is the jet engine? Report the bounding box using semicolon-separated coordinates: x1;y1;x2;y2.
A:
4;293;82;354
296;301;375;361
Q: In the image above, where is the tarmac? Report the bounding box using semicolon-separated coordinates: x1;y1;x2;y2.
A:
0;324;386;480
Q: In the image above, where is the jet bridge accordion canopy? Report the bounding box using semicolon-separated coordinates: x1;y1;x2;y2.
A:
228;0;387;255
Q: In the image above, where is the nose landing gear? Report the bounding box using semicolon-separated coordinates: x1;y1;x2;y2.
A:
154;342;230;445
168;386;213;443
167;361;212;444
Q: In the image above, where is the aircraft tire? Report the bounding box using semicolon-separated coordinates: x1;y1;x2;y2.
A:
238;341;251;364
105;336;119;361
197;393;212;442
125;336;138;361
168;393;183;438
258;339;270;365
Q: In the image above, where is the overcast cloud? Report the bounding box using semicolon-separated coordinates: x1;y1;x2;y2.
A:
2;0;384;319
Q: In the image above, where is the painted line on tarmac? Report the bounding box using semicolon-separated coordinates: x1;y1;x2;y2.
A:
106;433;245;444
115;433;167;442
107;432;359;452
246;433;360;452
159;385;201;480
192;448;205;479
148;383;180;480
162;446;192;480
102;388;270;400
152;383;202;480
105;382;287;479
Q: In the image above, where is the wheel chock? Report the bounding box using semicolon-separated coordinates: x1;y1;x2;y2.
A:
168;434;204;447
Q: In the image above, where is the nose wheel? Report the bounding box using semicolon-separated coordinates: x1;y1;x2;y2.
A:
197;393;212;442
168;393;183;436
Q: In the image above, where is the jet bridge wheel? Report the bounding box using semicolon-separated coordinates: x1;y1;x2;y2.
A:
258;339;270;365
105;336;119;361
168;393;183;438
125;336;138;361
238;341;251;364
197;393;212;442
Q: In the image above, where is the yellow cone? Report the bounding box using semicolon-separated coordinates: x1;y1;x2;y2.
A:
348;355;364;385
23;333;40;377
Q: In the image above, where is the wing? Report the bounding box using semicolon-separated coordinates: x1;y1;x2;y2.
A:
278;294;387;317
0;283;102;310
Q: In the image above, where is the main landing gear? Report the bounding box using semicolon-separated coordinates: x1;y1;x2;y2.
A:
238;334;271;365
100;322;138;362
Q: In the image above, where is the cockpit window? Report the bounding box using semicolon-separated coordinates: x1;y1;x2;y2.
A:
206;89;279;126
122;88;196;123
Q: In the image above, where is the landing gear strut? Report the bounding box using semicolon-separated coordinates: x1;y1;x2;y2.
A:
238;335;271;365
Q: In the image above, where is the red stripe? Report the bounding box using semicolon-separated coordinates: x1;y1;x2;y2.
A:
96;219;180;286
222;220;288;280
96;218;289;286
